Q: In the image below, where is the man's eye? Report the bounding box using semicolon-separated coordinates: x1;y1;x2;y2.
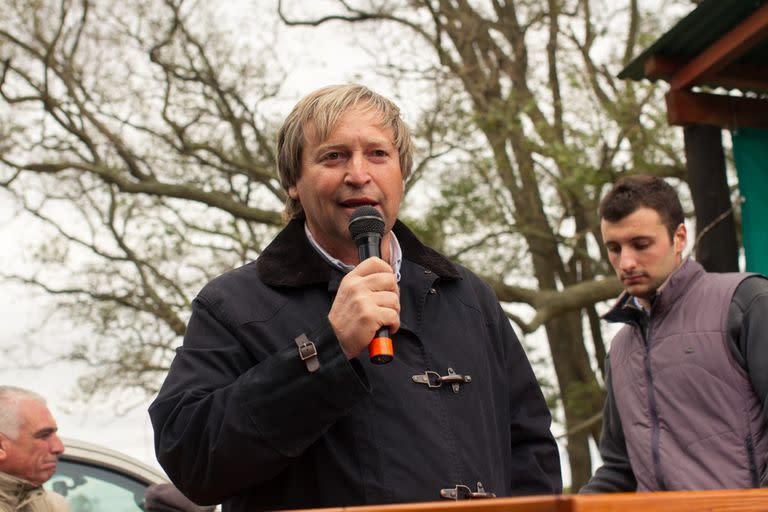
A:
324;152;341;160
34;429;56;440
606;245;620;254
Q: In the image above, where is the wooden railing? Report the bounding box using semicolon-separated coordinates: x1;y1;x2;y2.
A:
293;489;768;512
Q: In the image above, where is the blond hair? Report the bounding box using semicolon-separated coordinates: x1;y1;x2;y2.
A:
277;84;414;220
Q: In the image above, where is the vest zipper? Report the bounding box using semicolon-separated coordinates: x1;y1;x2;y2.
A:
746;434;759;487
641;316;666;490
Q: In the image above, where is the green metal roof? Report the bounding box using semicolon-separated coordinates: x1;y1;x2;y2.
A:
619;0;768;81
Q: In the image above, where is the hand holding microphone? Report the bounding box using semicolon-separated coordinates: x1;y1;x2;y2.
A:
328;206;399;364
348;206;396;364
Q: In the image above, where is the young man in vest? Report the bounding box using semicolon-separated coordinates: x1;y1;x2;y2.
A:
582;175;768;492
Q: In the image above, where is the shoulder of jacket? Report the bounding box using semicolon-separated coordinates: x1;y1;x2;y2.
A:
730;274;768;310
194;260;274;309
21;489;69;512
44;490;70;511
193;261;290;327
442;263;497;301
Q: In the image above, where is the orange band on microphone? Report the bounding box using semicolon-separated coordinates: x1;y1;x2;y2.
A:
369;337;394;364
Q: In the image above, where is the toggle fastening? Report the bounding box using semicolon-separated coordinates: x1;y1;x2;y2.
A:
440;481;496;500
412;367;471;394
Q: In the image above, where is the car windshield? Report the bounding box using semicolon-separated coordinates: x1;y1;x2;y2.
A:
45;458;148;512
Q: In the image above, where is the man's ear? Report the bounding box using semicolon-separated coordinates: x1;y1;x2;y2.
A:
288;185;299;200
0;436;9;462
674;223;687;255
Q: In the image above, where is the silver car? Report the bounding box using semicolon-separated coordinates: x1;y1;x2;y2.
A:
45;438;168;511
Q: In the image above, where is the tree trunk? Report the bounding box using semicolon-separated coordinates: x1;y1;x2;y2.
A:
544;311;605;491
493;129;605;492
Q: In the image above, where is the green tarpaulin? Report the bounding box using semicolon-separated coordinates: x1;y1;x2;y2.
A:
732;127;768;275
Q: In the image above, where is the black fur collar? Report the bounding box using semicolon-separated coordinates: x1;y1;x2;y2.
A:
256;218;460;287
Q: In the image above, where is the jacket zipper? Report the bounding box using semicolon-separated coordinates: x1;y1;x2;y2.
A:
746;434;759;487
641;316;666;490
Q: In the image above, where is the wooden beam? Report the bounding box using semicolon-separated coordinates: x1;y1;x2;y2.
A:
669;3;768;90
645;55;768;92
644;55;682;80
665;90;768;129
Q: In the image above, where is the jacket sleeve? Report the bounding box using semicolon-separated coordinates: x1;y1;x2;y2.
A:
728;275;768;487
579;359;637;493
148;294;371;505
496;303;563;494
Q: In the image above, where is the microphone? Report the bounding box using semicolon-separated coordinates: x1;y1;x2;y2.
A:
348;206;394;365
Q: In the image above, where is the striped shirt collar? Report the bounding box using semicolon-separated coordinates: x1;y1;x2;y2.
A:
303;223;403;282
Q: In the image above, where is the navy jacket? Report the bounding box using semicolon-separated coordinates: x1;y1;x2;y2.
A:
149;219;561;511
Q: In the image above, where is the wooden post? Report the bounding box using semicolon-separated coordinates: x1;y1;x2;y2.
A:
683;124;739;272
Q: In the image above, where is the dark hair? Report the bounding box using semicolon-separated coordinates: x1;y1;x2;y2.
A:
599;175;683;239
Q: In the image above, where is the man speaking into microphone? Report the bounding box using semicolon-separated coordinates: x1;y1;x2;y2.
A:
149;84;561;511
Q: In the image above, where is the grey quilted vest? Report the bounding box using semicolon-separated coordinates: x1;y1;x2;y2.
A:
607;259;767;490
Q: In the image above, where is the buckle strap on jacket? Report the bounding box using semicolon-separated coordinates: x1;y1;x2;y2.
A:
295;334;319;373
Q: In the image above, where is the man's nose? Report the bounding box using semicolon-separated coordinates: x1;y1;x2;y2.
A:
619;250;637;271
50;434;65;455
344;154;372;185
